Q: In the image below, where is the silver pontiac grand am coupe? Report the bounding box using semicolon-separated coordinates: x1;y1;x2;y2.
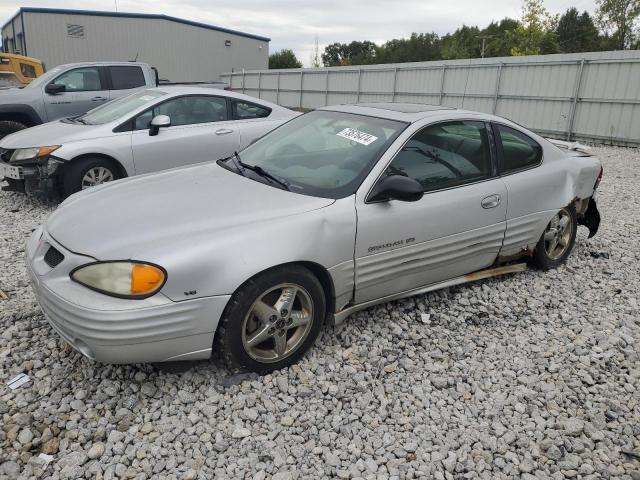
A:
26;103;602;373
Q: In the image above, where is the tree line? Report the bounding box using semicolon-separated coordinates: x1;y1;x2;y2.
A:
269;0;640;69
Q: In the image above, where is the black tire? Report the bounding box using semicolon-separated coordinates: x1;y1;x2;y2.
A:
0;120;27;140
532;205;577;270
216;265;326;373
63;157;121;197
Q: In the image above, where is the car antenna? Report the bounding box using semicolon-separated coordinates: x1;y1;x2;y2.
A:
130;52;139;62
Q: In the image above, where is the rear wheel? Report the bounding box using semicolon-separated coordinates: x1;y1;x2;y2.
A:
63;157;121;197
0;120;27;140
532;205;577;270
216;265;325;373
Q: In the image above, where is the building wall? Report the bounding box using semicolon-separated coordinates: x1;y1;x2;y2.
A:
3;11;268;81
222;50;640;146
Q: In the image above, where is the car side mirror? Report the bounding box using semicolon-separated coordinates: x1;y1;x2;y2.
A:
368;175;424;203
149;115;171;136
45;83;65;95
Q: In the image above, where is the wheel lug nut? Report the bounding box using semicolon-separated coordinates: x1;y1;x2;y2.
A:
281;309;288;317
269;315;277;323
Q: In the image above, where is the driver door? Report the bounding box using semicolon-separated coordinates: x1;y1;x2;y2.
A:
354;120;507;304
130;95;240;174
43;66;109;121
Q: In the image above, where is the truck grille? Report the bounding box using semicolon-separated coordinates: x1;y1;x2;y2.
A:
44;246;65;268
0;148;14;162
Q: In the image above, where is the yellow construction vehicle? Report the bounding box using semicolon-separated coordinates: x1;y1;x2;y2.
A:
0;53;44;89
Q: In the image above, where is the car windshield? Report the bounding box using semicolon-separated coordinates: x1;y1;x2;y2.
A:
24;67;62;89
74;90;166;125
228;110;407;199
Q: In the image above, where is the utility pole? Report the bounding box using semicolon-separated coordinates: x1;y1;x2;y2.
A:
476;34;495;58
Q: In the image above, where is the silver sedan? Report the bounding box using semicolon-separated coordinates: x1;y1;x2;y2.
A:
26;103;602;372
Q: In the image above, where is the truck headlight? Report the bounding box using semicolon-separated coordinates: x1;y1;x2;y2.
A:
70;261;166;299
11;145;60;162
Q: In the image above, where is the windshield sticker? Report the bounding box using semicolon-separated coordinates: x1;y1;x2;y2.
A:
336;128;378;146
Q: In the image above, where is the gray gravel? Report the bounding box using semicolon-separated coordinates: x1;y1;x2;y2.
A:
1;145;639;480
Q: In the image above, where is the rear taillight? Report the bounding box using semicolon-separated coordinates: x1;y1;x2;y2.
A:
594;166;603;190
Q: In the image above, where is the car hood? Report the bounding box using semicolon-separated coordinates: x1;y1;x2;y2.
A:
0;120;105;149
46;162;335;259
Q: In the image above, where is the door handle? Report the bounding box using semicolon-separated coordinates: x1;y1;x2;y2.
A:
481;194;501;209
91;96;108;101
215;128;234;135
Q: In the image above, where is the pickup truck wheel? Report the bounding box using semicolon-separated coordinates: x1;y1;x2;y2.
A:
532;205;577;270
216;265;326;373
0;120;27;139
63;157;120;197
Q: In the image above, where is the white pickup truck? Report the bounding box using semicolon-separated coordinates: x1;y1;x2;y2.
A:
0;61;227;139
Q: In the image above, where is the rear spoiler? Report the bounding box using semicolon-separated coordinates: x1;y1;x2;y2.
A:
545;138;592;154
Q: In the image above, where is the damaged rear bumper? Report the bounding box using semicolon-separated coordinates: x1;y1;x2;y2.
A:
578;197;601;238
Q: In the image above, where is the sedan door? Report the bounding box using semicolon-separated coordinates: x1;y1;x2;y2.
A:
130;95;240;174
43;66;109;121
354;120;507;304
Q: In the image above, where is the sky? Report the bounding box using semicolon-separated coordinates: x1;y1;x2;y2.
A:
1;0;598;66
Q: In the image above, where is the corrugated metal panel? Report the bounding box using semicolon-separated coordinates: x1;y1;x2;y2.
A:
18;11;268;82
223;50;640;146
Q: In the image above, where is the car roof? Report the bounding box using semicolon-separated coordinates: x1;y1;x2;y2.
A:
319;102;482;123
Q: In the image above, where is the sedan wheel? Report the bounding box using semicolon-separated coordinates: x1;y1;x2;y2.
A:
532;205;577;270
81;166;115;189
216;265;326;373
242;283;314;363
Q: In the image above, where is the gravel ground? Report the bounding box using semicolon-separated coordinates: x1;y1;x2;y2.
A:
0;145;639;480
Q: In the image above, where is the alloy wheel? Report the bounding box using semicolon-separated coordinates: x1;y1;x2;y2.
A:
241;283;314;363
81;167;114;189
543;208;574;260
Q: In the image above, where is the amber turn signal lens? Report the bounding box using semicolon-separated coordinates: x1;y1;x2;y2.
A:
37;145;61;157
131;264;165;295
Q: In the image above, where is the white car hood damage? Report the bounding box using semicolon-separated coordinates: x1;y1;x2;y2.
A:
46;162;335;259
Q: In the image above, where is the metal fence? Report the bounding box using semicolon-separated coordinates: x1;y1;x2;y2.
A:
222;50;640;146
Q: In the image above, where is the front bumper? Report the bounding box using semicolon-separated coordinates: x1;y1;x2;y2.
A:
0;158;59;196
25;227;231;363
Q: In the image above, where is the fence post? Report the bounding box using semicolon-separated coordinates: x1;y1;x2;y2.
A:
242;71;245;94
439;65;447;105
567;59;585;141
299;70;304;108
276;72;281;105
257;71;262;98
325;69;330;106
356;68;362;103
391;67;398;102
493;63;503;114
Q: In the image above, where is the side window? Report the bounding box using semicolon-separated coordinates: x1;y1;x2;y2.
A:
233;100;271;119
382;121;492;193
52;67;102;91
495;124;542;174
134;96;227;129
108;66;146;90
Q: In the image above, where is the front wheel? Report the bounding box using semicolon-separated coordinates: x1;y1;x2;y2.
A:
532;205;577;270
216;265;326;373
63;157;120;197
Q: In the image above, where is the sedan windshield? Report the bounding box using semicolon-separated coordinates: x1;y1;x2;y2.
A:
229;110;407;198
74;90;166;125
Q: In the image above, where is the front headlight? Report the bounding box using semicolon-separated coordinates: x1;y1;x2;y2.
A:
11;145;60;162
70;261;166;299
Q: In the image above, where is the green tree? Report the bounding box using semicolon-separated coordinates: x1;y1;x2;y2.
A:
556;8;602;52
596;0;640;49
480;18;521;57
440;25;481;59
321;41;377;66
509;0;559;55
376;33;441;63
268;49;303;69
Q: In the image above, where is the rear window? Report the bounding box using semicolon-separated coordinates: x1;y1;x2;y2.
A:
495;124;542;174
108;66;146;90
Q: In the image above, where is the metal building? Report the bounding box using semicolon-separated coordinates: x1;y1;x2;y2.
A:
1;7;270;82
